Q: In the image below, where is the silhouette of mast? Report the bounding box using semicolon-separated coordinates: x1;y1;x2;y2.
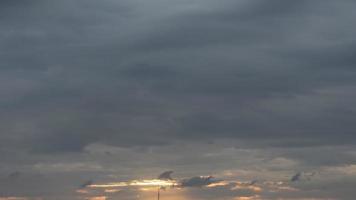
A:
157;187;160;200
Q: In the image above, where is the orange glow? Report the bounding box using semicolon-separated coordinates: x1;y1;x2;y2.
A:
88;179;177;189
130;179;177;187
137;187;188;200
231;182;262;192
104;189;121;193
76;189;89;194
206;181;231;187
139;187;158;191
234;195;261;200
86;196;107;200
89;182;128;188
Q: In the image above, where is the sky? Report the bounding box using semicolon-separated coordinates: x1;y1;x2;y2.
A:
0;0;356;199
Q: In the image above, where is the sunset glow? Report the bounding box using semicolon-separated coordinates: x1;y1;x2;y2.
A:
130;179;177;187
88;179;177;189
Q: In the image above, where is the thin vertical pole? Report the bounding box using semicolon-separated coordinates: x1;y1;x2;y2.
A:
157;188;160;200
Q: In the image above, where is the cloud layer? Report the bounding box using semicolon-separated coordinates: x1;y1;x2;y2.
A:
0;0;356;199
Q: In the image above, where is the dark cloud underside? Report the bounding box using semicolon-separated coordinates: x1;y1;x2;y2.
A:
1;0;356;153
1;1;356;199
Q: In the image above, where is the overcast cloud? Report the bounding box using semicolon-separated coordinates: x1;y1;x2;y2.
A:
0;0;356;199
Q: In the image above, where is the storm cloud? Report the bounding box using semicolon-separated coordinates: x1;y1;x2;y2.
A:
1;0;356;199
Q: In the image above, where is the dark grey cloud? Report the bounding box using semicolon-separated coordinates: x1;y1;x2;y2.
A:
158;171;174;180
1;0;356;153
181;176;214;187
291;172;302;182
1;0;356;199
79;179;94;189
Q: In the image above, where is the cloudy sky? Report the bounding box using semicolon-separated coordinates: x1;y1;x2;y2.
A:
1;0;356;199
